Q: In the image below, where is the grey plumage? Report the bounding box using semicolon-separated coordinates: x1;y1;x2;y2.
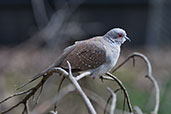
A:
32;28;130;80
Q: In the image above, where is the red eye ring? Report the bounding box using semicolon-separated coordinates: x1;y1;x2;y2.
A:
118;34;123;38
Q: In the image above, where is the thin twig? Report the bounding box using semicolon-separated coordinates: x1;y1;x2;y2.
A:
0;88;32;104
122;93;126;114
22;100;30;114
1;72;52;113
16;73;44;91
104;95;112;114
134;105;143;114
111;52;160;114
32;83;130;114
133;53;159;114
1;66;73;113
16;66;61;91
1;102;21;114
102;73;133;113
54;76;65;111
34;82;44;107
75;72;91;81
50;110;58;114
104;88;121;114
107;87;117;114
0;52;159;114
66;61;96;114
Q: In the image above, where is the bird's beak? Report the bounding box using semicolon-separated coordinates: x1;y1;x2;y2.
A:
124;36;131;42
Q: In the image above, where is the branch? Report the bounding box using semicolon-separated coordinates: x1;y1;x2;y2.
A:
53;76;65;111
134;106;143;114
0;68;60;113
102;73;133;113
66;61;96;114
104;88;121;114
31;69;92;113
134;53;159;114
31;84;75;113
32;83;131;114
53;69;91;111
22;100;30;114
0;52;159;114
33;82;44;107
111;52;160;114
0;73;51;113
0;88;32;104
107;87;117;114
0;65;92;114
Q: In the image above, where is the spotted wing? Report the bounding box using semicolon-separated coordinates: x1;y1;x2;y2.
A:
59;40;106;71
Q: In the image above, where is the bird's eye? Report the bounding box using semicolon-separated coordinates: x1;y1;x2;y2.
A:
118;34;123;38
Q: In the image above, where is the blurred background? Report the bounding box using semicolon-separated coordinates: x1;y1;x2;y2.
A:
0;0;171;113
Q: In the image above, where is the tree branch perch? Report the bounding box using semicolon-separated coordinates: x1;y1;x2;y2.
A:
111;52;160;114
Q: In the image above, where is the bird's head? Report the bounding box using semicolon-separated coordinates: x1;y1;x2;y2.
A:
104;28;131;45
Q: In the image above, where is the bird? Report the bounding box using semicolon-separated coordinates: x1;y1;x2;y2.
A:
18;28;131;89
40;28;130;77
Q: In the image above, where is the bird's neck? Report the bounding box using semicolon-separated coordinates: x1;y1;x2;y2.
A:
103;35;121;47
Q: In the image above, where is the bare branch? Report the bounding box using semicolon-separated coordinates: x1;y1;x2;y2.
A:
22;100;30;114
102;73;133;113
134;106;143;114
75;72;91;81
107;87;117;114
31;69;91;113
0;52;159;114
1;102;21;114
53;71;91;111
66;61;96;114
104;94;112;114
50;110;58;114
111;52;160;114
0;88;32;104
31;84;75;113
0;72;52;113
33;83;44;107
32;83;131;114
104;88;121;114
122;93;126;114
54;76;65;111
16;67;67;91
133;53;159;114
16;75;42;91
1;64;91;114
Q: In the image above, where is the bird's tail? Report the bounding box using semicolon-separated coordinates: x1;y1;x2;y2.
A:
16;51;67;90
16;63;55;90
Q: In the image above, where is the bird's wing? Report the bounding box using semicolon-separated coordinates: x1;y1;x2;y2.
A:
59;39;106;71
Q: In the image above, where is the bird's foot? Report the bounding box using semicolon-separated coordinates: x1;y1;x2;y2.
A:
99;76;104;82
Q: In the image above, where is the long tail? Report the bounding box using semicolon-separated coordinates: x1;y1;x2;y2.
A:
16;47;72;90
16;64;55;90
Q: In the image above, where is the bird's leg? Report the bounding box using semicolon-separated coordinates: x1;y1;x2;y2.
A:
99;76;104;82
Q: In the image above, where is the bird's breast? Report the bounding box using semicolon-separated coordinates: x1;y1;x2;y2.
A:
105;44;120;70
88;41;120;78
